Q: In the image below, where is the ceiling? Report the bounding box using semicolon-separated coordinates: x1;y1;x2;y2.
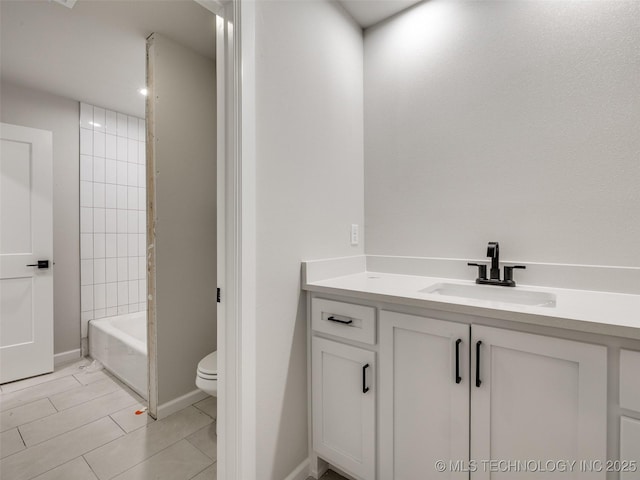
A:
0;0;216;117
339;0;424;29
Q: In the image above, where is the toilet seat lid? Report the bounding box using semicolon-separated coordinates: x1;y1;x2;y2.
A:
197;351;217;376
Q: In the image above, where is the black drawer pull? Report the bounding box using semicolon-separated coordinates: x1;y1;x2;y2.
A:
455;338;462;384
327;316;353;325
476;341;482;388
362;363;370;393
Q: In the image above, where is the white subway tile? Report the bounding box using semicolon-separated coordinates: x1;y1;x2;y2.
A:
117;257;128;282
117;113;128;137
93;131;106;158
138;165;146;187
80;208;93;233
128;303;139;313
127;139;138;165
105;234;117;258
106;307;118;317
128;186;138;210
105;159;117;185
106;283;118;308
93;107;106;132
128;257;139;280
138;141;146;166
105;184;117;208
81;259;93;286
117;136;128;162
127;233;138;257
82;310;94;322
118;281;129;306
117;185;128;210
138;234;145;255
117;234;128;258
81;285;94;312
127;162;138;187
80;103;93;129
106;135;117;161
138;118;145;140
117;305;129;315
127;116;138;140
137;303;146;312
116;160;127;185
94;283;106;310
81;128;93;156
93;183;105;208
128;281;139;305
80;181;93;207
105;209;117;233
94;233;106;258
93;157;105;183
138;188;146;211
127;211;138;234
93;259;106;284
95;308;106;319
81;233;93;259
138;278;147;299
138;257;146;279
106;259;117;283
106;110;117;135
80;155;93;181
94;208;105;233
117;210;128;233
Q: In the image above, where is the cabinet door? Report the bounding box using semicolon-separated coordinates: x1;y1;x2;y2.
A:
312;337;375;480
379;311;470;480
471;325;607;480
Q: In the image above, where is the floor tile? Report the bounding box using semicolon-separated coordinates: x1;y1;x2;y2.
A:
73;369;113;386
193;396;216;420
1;398;57;432
0;417;124;480
32;457;98;480
111;439;212;480
191;464;217;480
19;389;138;447
1;359;89;394
49;377;121;411
0;376;80;411
110;404;154;433
84;406;212;480
0;428;25;459
186;422;217;460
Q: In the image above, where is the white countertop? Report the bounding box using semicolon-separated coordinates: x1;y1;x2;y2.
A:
303;271;640;340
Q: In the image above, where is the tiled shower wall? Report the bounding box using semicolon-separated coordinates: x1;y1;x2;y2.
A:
79;103;146;340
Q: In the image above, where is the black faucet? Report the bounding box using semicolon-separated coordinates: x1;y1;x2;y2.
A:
467;242;526;287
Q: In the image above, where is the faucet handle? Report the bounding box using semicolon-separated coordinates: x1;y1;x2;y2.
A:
467;262;488;281
503;265;526;284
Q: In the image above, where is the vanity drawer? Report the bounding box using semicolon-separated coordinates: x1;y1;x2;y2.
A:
620;349;640;412
312;298;376;345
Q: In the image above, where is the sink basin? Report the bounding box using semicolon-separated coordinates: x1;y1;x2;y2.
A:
420;283;556;308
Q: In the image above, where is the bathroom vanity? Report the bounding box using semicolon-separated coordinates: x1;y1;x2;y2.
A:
302;256;640;480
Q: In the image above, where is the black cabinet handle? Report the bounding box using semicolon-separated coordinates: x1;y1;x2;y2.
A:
476;341;482;388
26;260;49;269
362;363;370;393
455;339;462;384
327;316;353;325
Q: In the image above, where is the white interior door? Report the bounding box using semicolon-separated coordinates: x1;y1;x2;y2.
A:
1;122;54;384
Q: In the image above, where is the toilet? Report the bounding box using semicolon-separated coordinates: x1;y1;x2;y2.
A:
195;351;217;397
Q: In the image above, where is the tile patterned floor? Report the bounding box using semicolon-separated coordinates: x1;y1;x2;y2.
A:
0;358;216;480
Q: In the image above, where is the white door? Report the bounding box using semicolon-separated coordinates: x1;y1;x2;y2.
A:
379;311;470;480
471;325;607;479
0;123;53;384
312;336;375;480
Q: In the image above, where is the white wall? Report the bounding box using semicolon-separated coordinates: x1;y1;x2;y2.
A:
0;80;80;355
252;1;364;478
79;103;146;336
364;0;640;267
147;34;217;407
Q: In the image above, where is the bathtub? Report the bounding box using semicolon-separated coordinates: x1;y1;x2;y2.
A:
89;311;148;399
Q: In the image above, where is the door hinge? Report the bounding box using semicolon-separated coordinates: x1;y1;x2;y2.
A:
217;288;221;303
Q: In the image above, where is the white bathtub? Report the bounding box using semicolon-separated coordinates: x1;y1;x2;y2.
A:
89;311;147;399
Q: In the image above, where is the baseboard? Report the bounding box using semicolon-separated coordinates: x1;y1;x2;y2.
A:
157;389;209;419
54;349;82;366
284;458;310;480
